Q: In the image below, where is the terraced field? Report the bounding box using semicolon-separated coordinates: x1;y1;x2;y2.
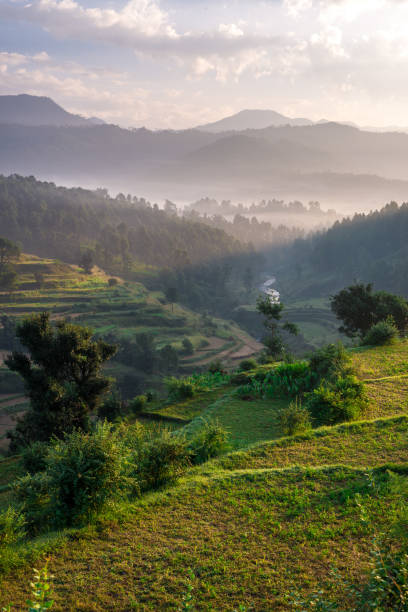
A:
0;254;262;451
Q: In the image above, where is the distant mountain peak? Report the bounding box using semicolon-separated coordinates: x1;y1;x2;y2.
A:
195;109;314;133
0;94;105;127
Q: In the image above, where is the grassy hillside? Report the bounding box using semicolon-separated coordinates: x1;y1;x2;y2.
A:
0;339;407;609
0;254;262;452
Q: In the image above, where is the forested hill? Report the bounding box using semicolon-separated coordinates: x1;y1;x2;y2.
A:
0;175;247;269
286;201;408;296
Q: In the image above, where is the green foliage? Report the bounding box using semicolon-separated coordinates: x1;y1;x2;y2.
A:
305;376;367;426
181;338;194;356
166;377;195;401
21;442;49;475
15;424;128;529
331;283;408;338
238;358;257;372
263;362;316;398
134;429;190;492
256;294;299;359
208;359;224;374
189;420;229;465
231;372;250;386
0;507;26;548
13;472;51;532
27;565;54;611
6;313;117;450
97;392;124;422
309;342;352;382
278;399;311;436
363;318;399;346
129;395;147;414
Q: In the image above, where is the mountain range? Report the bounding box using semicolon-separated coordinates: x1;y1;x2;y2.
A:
0;94;104;127
1;94;408;208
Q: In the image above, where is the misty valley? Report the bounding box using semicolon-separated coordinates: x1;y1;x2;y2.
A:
1;93;408;611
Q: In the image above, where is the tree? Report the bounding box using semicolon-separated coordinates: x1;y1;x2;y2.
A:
165;286;178;312
79;250;94;274
330;284;408;338
5;313;117;450
159;344;179;373
256;295;298;359
0;238;20;270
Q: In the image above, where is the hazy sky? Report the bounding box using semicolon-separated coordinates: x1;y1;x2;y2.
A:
1;0;408;129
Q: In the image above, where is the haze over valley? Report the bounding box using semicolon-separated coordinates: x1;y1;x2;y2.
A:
2;1;408;609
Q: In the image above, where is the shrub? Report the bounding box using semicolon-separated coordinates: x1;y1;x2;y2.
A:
181;338;194;356
208;359;224;374
279;399;311;436
363;318;398;346
14;424;129;530
13;471;51;532
263;362;316;398
108;278;118;287
231;372;250;386
189;420;229;465
135;430;190;492
305;376;367;426
166;377;195;401
46;424;128;526
129;394;147;414
0;506;26;547
199;339;210;349
22;441;49;475
238;358;257;372
309;342;352;382
97;393;124;422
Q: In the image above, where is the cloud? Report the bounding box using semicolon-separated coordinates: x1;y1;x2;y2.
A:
0;0;277;56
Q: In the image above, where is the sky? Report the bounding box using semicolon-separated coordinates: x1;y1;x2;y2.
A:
1;0;408;129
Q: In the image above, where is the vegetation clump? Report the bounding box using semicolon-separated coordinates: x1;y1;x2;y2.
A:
363;318;399;346
331;283;408;338
14;423;127;529
305;375;367;426
279;399;311;436
6;313;117;451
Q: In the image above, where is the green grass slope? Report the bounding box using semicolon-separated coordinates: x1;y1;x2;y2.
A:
1;336;408;610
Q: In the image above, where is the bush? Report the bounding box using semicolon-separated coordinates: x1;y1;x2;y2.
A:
129;395;147;414
15;424;129;529
189;420;229;465
309;342;352;382
363;318;399;346
238;358;257;371
22;441;49;475
181;338;194;356
208;359;224;374
231;372;250;386
263;362;316;398
13;471;51;532
97;393;124;422
108;278;118;287
305;376;367;426
135;430;190;492
46;424;128;526
166;377;195;401
0;506;26;547
279;399;311;436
